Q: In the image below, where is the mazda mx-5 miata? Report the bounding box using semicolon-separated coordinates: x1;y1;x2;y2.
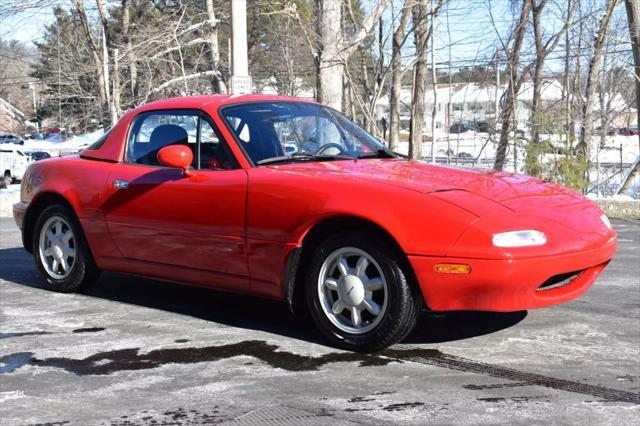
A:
13;95;617;352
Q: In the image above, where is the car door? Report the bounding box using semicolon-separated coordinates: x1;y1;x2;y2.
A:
101;109;249;288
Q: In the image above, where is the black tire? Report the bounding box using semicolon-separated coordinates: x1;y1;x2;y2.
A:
1;173;10;189
305;232;422;352
32;204;101;292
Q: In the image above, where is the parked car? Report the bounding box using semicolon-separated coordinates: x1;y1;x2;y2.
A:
0;134;24;145
456;152;474;161
619;127;640;136
0;145;30;188
449;123;472;133
476;121;492;133
13;95;617;352
45;132;74;143
25;151;52;162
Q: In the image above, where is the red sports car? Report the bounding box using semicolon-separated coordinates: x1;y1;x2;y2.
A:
13;95;617;352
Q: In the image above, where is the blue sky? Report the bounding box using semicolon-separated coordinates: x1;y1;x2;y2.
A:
1;0;630;75
0;0;515;65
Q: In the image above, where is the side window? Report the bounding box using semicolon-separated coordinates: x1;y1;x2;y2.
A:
198;119;237;170
224;114;284;164
86;129;111;150
128;112;198;166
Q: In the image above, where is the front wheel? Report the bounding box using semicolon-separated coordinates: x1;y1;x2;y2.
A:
306;233;422;352
33;204;101;292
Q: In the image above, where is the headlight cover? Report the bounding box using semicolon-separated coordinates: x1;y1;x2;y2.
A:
492;230;547;248
600;214;612;229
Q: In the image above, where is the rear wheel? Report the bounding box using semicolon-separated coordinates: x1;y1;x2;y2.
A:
306;232;421;352
33;204;100;292
1;172;10;189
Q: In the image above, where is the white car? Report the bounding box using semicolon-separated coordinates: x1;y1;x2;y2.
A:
0;144;31;188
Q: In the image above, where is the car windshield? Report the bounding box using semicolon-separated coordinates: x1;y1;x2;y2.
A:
220;101;392;165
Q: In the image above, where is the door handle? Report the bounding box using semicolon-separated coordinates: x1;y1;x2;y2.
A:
113;179;129;190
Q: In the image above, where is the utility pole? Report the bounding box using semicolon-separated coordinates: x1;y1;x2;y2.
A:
430;0;437;163
495;50;500;126
102;26;116;126
230;0;252;94
30;82;39;134
57;25;62;130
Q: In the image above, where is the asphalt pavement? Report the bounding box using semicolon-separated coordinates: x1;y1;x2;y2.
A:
0;217;638;425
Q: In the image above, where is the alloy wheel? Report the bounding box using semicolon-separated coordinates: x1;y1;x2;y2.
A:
38;216;76;279
317;247;389;334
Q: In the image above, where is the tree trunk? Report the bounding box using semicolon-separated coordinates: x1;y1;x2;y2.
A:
494;0;532;171
529;0;547;151
94;0;117;125
562;6;572;144
389;1;412;150
317;0;344;110
625;0;640;154
113;47;122;117
72;0;108;124
409;0;428;160
527;0;575;176
429;0;437;162
579;0;619;160
121;0;138;100
205;0;226;93
316;0;391;111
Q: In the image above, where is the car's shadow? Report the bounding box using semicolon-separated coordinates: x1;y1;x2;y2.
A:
0;246;527;347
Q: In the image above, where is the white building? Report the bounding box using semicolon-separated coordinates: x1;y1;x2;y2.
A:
375;79;627;135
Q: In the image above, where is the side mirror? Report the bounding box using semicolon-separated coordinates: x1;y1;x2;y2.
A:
157;145;194;176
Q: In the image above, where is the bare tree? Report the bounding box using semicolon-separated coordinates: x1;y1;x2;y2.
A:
625;0;640;149
494;0;532;171
121;0;138;101
389;0;413;150
526;0;575;175
409;0;429;160
617;0;640;193
205;0;226;93
72;0;109;125
530;0;575;142
315;0;391;110
579;0;619;160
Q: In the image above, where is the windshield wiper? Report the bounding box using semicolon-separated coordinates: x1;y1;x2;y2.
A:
357;148;398;159
257;151;355;166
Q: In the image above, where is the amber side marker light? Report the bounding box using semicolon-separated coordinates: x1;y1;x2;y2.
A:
434;263;472;274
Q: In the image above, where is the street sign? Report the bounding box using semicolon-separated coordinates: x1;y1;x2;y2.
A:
230;76;252;95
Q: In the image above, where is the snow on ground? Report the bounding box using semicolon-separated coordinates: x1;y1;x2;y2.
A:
22;129;105;156
0;184;21;195
396;132;639;166
586;193;637;201
0;184;20;217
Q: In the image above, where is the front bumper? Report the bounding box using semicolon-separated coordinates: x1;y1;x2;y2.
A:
13;201;27;230
409;238;617;312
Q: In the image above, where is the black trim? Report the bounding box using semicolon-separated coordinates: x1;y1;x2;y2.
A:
218;100;391;168
85;128;112;150
123;108;239;170
284;247;302;313
197;111;239;170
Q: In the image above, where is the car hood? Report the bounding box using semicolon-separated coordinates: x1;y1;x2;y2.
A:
272;158;585;209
